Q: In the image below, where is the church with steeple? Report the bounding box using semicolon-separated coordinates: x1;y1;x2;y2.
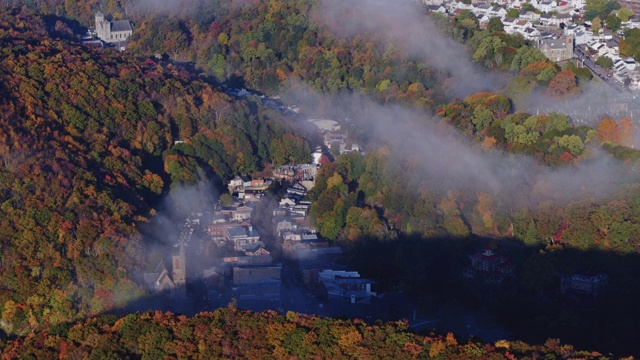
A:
95;11;133;44
143;245;187;295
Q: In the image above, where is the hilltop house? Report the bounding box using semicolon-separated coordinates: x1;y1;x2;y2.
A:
95;11;133;45
463;249;515;283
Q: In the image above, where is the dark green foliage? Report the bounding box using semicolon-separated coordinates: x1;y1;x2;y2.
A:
596;55;614;69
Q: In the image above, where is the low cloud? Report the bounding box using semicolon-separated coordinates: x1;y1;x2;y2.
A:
312;0;508;97
286;85;640;208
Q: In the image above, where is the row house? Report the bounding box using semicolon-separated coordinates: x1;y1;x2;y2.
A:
519;11;541;22
539;13;573;27
217;204;254;222
621;18;640;30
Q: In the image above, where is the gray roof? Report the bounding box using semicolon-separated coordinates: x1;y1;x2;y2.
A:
542;38;568;49
111;20;132;33
227;227;249;238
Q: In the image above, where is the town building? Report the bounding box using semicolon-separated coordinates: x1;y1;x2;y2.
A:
143;245;187;294
561;273;608;297
95;11;133;45
318;270;377;303
539;36;574;63
225;225;260;251
463;249;515;283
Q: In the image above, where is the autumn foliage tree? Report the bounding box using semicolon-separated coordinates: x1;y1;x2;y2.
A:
545;70;581;97
597;117;637;146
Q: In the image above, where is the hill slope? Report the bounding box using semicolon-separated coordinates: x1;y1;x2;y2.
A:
0;7;309;334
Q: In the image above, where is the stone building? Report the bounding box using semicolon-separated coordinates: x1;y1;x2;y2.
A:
143;245;187;294
95;11;133;44
539;35;574;63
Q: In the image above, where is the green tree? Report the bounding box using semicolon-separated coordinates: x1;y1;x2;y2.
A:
524;220;539;245
507;8;520;18
488;17;505;32
596;55;614;68
510;46;547;72
592;16;602;34
619;8;634;22
219;193;233;207
607;13;621;31
557;134;585;155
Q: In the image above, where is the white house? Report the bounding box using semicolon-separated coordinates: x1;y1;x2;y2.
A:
569;0;585;8
519;11;541;22
472;3;492;16
555;0;573;13
539;1;556;13
488;6;507;17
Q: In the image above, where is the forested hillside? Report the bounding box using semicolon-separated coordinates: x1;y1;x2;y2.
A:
3;0;640;356
0;7;309;334
0;306;609;359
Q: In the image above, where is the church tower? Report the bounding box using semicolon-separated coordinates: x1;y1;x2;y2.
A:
171;245;186;292
95;11;109;41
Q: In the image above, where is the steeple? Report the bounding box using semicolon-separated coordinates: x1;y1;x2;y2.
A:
95;11;107;41
171;244;186;290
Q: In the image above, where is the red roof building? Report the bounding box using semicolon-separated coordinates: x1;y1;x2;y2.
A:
463;249;515;283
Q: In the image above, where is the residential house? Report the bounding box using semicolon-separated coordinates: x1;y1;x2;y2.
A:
489;6;507;17
550;13;573;27
556;0;573;12
503;17;518;33
227;175;251;193
539;0;556;12
519;10;541;22
622;17;640;29
522;26;542;40
426;4;448;13
287;182;308;199
472;3;492;16
539;12;553;25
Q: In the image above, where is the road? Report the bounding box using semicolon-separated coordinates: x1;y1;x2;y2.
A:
573;45;624;93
